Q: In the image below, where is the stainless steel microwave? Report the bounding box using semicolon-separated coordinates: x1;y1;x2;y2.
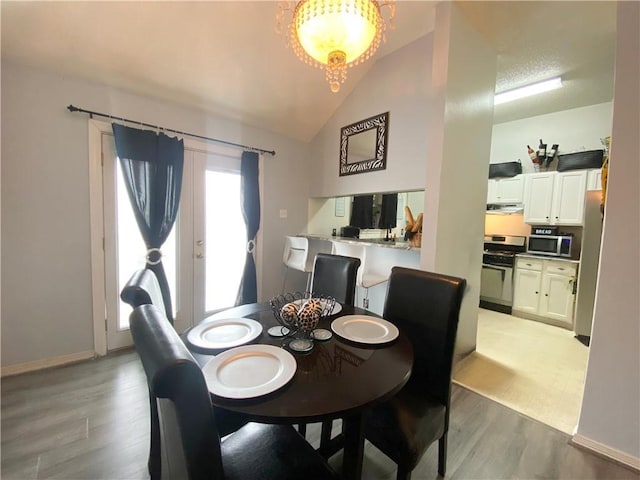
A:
527;235;573;257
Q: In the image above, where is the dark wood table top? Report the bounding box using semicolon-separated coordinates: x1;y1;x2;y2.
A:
185;302;414;424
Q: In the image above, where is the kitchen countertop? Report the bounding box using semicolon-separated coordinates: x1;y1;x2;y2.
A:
516;253;580;264
302;234;420;251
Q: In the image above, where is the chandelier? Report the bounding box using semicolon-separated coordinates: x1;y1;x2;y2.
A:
277;0;395;93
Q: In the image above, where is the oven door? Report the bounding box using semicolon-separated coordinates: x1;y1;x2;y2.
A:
480;263;514;306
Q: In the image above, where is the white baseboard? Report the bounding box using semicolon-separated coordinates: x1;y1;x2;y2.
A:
1;350;96;377
572;433;640;471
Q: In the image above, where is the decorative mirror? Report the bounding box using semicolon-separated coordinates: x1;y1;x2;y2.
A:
339;112;389;176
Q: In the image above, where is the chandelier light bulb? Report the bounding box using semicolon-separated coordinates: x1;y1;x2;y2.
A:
278;0;395;93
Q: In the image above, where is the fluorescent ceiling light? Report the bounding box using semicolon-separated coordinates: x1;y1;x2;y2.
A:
494;77;563;105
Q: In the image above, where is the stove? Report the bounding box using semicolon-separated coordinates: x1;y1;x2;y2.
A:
480;235;526;313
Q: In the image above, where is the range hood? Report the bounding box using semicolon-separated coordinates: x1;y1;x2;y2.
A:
486;203;524;215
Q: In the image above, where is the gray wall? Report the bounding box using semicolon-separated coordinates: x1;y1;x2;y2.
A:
576;1;640;461
309;34;433;197
422;2;496;358
1;61;310;366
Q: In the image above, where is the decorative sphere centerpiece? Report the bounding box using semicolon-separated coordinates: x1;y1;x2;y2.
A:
270;292;336;352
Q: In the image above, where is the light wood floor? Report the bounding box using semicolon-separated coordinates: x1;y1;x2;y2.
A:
2;349;637;480
454;309;589;434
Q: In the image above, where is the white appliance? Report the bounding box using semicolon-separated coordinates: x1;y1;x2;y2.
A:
573;191;603;341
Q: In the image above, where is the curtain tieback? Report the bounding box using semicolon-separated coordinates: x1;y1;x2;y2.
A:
146;247;163;265
246;239;255;254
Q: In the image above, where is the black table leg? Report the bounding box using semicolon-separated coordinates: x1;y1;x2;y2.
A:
342;413;365;480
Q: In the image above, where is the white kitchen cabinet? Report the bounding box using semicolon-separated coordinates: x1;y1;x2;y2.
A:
553;170;588;225
513;267;542;313
523;173;555;223
587;168;603;190
524;171;587;225
487;175;525;204
513;256;577;328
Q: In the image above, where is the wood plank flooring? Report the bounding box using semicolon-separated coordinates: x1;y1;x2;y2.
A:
2;350;638;480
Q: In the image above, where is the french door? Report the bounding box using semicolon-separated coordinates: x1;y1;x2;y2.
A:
185;149;248;324
100;130;247;351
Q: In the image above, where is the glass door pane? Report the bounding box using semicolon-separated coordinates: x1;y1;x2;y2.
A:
204;170;246;312
115;160;177;329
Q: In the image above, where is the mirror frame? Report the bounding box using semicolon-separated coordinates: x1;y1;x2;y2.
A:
339;112;389;176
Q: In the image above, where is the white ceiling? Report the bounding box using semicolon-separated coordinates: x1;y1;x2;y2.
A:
1;1;616;142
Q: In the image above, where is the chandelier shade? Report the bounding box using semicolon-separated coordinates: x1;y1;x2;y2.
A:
279;0;394;93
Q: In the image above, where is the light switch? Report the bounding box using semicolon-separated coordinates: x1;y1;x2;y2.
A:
279;209;288;219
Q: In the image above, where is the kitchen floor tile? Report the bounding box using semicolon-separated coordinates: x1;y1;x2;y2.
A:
453;308;589;434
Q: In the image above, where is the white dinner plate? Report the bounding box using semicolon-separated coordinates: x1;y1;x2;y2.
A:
203;345;297;399
292;298;342;315
187;318;262;351
331;315;399;345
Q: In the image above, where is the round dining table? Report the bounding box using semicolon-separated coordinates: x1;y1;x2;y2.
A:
184;302;414;480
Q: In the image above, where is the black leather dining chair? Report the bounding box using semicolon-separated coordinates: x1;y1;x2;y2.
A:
309;253;361;447
129;304;338;480
121;269;247;479
121;268;167;319
121;269;167;480
310;253;361;305
364;266;466;479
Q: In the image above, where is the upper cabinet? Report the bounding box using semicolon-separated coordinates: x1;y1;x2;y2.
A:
587;169;603;191
523;171;588;225
487;175;525;204
523;173;555;223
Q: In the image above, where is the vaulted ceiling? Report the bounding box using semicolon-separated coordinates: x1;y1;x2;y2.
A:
1;1;616;142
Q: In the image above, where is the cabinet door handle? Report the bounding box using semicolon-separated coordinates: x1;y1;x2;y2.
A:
535;291;539;294
545;293;549;296
558;267;565;271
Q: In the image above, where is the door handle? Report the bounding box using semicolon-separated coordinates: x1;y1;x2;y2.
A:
196;253;204;259
196;240;204;246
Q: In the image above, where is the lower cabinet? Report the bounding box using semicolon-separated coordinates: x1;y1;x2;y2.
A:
513;257;578;328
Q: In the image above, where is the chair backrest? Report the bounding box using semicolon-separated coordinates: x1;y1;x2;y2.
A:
310;253;362;306
283;236;310;272
330;242;366;286
130;304;224;480
383;267;466;406
121;269;167;318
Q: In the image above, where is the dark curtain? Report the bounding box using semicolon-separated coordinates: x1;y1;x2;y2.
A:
350;195;374;228
236;151;260;305
112;123;184;323
378;194;398;229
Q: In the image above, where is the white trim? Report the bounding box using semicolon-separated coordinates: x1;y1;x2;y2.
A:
1;351;96;377
89;120;110;356
571;434;640;471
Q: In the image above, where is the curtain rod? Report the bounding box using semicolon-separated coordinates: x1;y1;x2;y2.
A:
66;104;276;156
